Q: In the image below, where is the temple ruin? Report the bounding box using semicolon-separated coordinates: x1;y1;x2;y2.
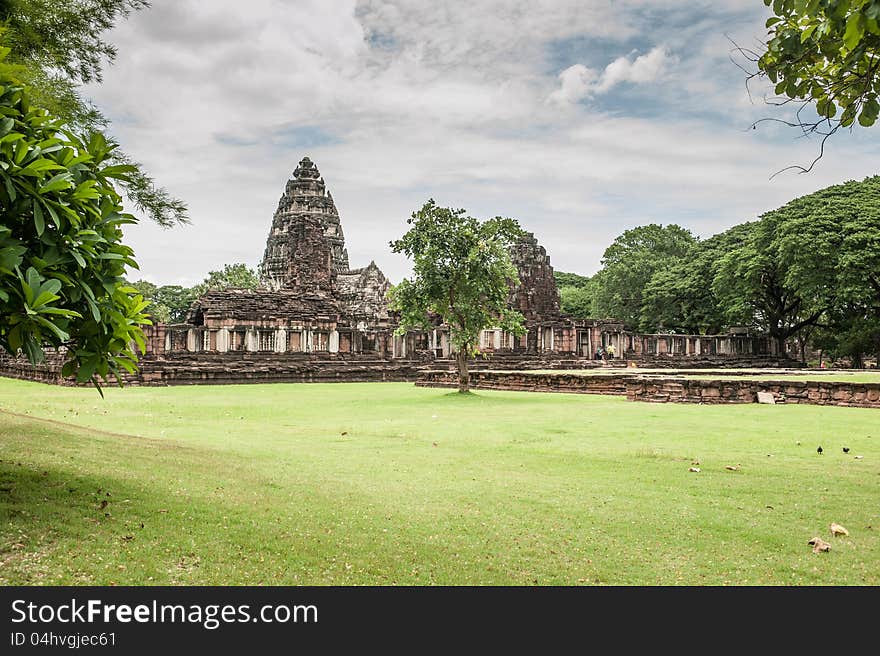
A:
0;157;784;386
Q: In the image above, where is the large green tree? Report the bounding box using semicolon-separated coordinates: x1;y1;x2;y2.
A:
641;226;751;334
555;270;595;319
773;176;880;365
132;263;260;324
753;0;880;171
0;0;187;226
193;263;259;297
389;200;526;393
592;224;697;330
0;62;150;388
714;207;834;355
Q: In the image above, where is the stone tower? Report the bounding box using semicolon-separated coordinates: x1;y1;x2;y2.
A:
509;231;561;320
260;157;350;291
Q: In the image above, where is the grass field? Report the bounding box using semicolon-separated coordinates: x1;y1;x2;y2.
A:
1;377;878;585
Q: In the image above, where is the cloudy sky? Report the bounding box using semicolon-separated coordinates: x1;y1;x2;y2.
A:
87;0;880;286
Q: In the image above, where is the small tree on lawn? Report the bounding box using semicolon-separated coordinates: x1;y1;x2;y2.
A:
389;200;526;393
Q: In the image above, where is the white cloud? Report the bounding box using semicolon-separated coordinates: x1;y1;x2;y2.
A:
549;47;676;105
79;0;880;286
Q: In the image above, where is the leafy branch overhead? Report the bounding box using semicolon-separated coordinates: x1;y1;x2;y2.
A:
0;58;151;389
749;0;880;173
0;1;187;227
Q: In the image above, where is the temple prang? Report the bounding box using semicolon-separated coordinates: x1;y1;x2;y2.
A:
0;156;794;386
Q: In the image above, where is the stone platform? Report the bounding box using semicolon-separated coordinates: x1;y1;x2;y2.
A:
415;370;880;409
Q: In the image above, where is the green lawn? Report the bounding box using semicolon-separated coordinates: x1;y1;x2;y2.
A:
0;377;877;585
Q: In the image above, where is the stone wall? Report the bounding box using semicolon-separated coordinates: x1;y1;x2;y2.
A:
416;370;630;395
626;378;880;408
416;370;880;408
0;350;70;385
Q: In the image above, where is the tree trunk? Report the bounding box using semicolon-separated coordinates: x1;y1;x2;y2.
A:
456;350;470;393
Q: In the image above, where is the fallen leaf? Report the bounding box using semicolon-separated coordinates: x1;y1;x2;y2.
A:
725;465;740;471
830;522;849;537
808;537;831;554
688;467;701;473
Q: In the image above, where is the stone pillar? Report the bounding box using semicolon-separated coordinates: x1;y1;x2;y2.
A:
165;331;172;353
329;330;339;353
246;328;258;352
493;330;501;350
186;329;197;352
216;328;229;353
276;328;287;353
305;330;313;353
440;331;449;358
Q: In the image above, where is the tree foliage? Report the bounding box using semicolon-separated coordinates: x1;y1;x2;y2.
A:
641;228;750;334
0;0;187;227
587;176;880;365
389;200;526;392
591;224;697;330
131;263;259;324
555;271;595;319
193;263;259;297
752;0;880;172
0;64;150;388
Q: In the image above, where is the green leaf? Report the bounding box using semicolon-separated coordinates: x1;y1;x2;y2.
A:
38;172;72;194
33;201;44;236
33;314;69;341
800;24;817;43
99;164;137;180
18;157;63;177
844;12;865;50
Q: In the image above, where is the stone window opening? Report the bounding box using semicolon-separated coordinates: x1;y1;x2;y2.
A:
202;330;211;352
259;330;276;352
314;331;328;351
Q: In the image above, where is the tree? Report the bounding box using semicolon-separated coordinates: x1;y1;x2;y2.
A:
555;271;595;319
389;200;526;393
0;61;150;389
0;0;187;226
128;279;170;323
193;263;259;297
130;264;260;325
641;227;751;334
591;224;696;330
714;217;830;354
773;176;880;364
751;0;880;172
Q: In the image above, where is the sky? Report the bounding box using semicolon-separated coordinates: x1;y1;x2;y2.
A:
86;0;880;286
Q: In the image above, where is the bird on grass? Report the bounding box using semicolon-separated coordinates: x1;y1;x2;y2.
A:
817;446;823;455
843;447;850;453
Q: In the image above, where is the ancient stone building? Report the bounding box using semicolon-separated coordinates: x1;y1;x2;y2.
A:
0;156;781;387
146;156;772;368
170;157;396;359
